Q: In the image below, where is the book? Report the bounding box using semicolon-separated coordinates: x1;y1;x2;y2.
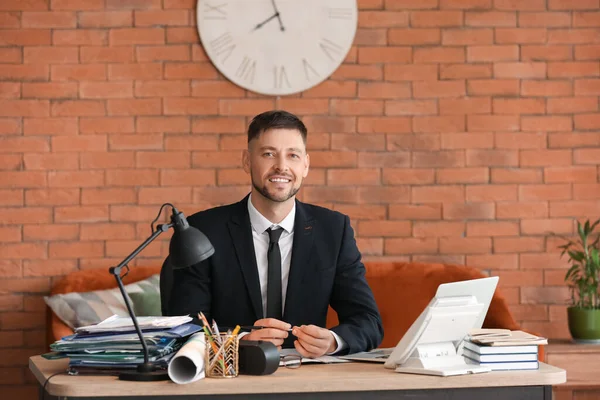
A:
463;340;539;355
468;329;548;346
465;357;539;371
463;348;538;363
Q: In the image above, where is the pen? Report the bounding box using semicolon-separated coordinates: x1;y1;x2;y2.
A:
230;324;241;339
209;325;242;372
240;325;293;332
199;313;224;369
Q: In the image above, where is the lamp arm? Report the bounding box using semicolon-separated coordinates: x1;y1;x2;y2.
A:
108;223;171;369
111;223;171;276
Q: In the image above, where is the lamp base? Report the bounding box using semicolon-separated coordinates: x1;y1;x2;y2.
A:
119;364;170;381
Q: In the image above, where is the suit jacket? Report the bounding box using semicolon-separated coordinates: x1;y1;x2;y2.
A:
167;195;383;354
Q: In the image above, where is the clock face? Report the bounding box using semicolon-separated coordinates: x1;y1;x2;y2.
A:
196;0;357;96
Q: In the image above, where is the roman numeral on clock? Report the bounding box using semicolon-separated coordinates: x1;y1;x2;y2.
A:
236;56;256;84
302;58;319;81
319;38;343;62
328;7;353;20
209;32;236;64
273;65;291;89
203;1;227;20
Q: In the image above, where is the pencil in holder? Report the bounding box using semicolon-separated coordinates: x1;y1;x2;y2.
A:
204;333;239;378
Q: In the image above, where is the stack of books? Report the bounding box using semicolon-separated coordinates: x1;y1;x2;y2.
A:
44;315;203;373
462;329;548;371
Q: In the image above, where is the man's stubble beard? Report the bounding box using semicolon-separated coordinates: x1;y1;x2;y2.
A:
251;171;302;203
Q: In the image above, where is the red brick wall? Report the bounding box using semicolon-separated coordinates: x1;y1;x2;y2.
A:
1;0;600;396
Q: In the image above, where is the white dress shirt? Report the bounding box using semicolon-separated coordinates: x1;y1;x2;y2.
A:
247;195;346;354
247;195;295;318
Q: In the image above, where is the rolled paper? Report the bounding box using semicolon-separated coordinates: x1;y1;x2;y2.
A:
168;333;207;384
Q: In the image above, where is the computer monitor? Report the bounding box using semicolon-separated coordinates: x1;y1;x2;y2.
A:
435;276;499;331
382;276;499;376
339;276;499;371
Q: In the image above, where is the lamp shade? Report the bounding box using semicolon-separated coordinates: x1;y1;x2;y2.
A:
169;208;214;269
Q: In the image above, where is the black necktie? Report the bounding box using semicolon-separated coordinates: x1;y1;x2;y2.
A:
266;227;283;320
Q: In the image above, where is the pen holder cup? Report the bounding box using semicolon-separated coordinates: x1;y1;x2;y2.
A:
205;333;239;378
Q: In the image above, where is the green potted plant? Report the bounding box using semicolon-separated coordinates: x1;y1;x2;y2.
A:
559;218;600;343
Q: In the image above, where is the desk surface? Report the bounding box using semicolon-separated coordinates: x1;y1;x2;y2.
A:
547;338;600;354
546;339;600;392
30;356;566;398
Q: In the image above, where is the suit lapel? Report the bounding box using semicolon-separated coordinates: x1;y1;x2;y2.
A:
227;197;263;320
284;200;315;320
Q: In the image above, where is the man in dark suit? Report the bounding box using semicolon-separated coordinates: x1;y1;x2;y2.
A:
167;110;383;357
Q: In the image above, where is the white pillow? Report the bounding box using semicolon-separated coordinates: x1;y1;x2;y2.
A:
44;274;160;329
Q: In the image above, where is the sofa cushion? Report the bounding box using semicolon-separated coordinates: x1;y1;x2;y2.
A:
44;274;160;329
130;290;162;317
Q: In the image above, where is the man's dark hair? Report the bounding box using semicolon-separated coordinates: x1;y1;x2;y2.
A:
247;110;307;144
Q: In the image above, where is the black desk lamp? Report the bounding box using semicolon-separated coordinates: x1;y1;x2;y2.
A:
108;203;214;381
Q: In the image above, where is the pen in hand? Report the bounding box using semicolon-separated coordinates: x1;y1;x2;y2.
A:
240;325;293;332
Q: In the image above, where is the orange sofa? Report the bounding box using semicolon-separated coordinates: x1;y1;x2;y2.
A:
47;262;530;355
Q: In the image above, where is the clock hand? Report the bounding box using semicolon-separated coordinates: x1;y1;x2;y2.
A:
270;0;285;31
253;12;279;31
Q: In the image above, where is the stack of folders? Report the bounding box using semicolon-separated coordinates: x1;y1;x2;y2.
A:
462;329;548;371
43;315;203;373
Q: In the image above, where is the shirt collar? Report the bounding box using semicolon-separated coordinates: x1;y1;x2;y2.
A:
248;194;295;235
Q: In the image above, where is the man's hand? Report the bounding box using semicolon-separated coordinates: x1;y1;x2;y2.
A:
240;318;291;350
292;325;336;358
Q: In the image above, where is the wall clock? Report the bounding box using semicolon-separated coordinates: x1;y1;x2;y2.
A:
196;0;358;96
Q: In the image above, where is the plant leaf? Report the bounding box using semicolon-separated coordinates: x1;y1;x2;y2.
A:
568;250;585;262
555;218;600;307
590;218;600;232
578;220;586;243
591;248;600;268
591;235;600;249
565;264;580;281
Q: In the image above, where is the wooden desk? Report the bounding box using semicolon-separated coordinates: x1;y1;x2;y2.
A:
30;356;565;400
545;339;600;400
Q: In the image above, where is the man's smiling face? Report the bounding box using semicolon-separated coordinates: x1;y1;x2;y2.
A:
243;128;309;204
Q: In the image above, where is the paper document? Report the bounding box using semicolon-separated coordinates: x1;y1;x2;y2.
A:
75;315;192;334
468;329;547;346
469;328;511;338
168;333;206;384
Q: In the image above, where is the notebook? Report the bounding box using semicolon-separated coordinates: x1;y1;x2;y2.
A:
339;347;394;363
